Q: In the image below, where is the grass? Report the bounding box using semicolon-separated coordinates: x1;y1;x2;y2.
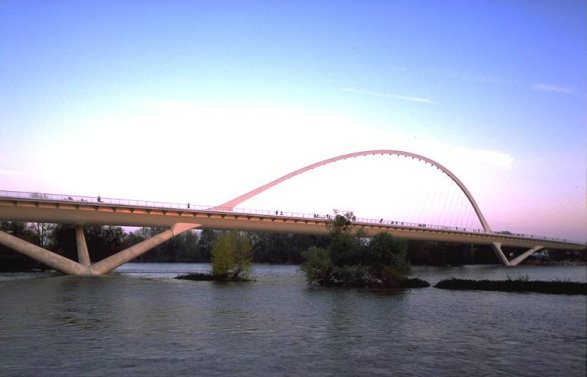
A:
434;277;587;295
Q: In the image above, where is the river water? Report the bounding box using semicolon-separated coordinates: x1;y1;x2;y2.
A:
0;264;585;377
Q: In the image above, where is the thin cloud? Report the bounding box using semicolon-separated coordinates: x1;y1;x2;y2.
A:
532;83;573;94
394;95;434;104
0;169;21;176
467;149;514;170
339;87;435;104
455;72;520;86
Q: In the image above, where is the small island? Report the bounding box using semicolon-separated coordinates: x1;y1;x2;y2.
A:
434;277;587;295
175;231;254;282
175;272;216;281
301;210;429;289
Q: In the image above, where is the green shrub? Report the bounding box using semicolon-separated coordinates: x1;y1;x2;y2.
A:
301;246;333;285
211;231;253;281
302;211;413;288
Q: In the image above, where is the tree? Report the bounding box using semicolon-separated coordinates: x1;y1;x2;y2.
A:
301;210;412;288
126;227;198;262
211;234;234;279
211;231;253;281
175;230;200;262
85;225;125;261
29;222;54;249
0;221;42;271
326;210;365;267
252;232;329;264
49;224;78;260
301;246;334;285
365;233;409;286
231;231;252;278
406;241;498;265
301;210;363;286
326;209;356;235
28;194;54;248
49;224;125;262
198;229;217;261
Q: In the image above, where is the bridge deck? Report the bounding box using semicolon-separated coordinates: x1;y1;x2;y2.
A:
0;194;584;251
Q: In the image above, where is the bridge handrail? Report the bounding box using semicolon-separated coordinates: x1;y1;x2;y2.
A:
0;189;576;244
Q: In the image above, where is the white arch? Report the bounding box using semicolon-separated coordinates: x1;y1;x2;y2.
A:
215;149;493;232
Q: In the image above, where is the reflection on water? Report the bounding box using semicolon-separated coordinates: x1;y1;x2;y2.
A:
0;264;585;377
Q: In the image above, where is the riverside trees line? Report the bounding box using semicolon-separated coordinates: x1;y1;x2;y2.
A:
0;221;328;271
1;221;583;272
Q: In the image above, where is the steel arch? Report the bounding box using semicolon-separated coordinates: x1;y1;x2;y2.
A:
216;149;493;232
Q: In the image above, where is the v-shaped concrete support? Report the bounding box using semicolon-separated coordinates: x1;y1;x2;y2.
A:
492;242;544;266
86;223;201;275
0;223;201;275
0;230;87;275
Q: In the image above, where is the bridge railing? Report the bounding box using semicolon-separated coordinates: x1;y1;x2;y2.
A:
0;189;573;244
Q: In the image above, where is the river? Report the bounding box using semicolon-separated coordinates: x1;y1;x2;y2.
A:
1;264;585;377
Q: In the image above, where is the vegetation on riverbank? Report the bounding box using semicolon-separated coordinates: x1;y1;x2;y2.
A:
434;277;587;295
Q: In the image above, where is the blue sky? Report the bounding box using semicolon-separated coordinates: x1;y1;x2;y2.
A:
0;0;585;241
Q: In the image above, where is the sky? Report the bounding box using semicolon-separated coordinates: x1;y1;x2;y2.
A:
0;0;585;242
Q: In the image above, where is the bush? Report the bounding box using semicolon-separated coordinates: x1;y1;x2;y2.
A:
301;246;333;285
301;211;414;288
211;231;253;281
365;233;410;285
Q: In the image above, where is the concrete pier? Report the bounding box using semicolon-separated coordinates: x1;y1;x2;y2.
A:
75;225;91;267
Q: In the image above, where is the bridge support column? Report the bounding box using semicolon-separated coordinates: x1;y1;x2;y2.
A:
0;230;86;275
75;225;91;267
509;245;544;266
491;242;511;266
86;223;201;275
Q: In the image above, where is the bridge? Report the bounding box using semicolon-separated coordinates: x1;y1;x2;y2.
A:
0;150;584;275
